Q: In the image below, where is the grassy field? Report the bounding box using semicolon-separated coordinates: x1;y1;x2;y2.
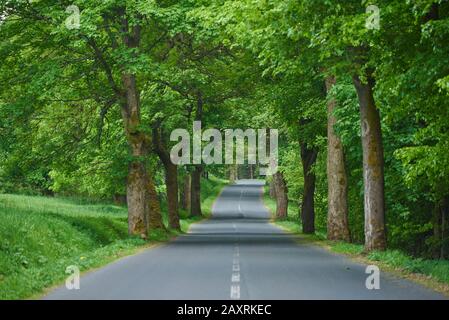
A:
0;176;228;299
263;187;449;293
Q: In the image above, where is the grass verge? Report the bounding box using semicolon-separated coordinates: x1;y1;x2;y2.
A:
179;175;228;233
263;186;449;296
0;176;228;299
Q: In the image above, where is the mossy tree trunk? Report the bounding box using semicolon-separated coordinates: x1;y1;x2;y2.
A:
120;19;163;235
269;178;276;198
146;173;165;230
325;75;351;242
181;174;191;211
353;72;387;251
273;171;288;219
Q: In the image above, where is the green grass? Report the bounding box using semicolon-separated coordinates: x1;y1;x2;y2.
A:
263;186;327;237
323;238;449;289
0;176;228;299
200;176;229;217
366;250;449;284
263;186;449;292
0;195;145;299
263;185;300;220
177;175;228;233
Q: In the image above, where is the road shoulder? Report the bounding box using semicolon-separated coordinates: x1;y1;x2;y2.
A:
261;188;449;298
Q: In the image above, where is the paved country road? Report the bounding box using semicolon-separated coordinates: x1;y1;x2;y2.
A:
44;180;446;300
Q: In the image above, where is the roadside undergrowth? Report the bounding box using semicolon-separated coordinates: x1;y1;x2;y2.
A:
263;186;449;296
0;176;228;299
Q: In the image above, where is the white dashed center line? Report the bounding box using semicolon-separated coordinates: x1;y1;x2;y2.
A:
231;194;242;300
238;190;244;214
230;284;240;300
230;240;241;300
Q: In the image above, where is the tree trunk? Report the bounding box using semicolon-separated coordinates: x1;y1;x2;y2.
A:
433;196;449;259
126;161;148;236
433;203;442;259
300;141;318;234
229;165;238;183
113;194;127;205
267;126;275;198
153;127;180;230
229;167;235;183
179;174;186;210
165;162;180;229
353;73;387;251
182;174;191;211
146;173;164;230
325;75;351;242
190;166;203;216
269;178;276;198
120;19;163;235
189;92;204;217
273;171;288;219
121;73;153;235
442;197;448;259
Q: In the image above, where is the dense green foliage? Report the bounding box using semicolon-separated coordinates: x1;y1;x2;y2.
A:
198;0;449;258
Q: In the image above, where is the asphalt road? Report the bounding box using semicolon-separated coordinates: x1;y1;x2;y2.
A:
44;180;446;300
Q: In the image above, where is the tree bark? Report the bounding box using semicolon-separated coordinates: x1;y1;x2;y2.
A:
120;20;163;235
269;178;276;198
190;166;203;216
164;162;180;229
441;197;448;259
126;160;148;236
273;171;288;219
229;165;238;183
300;141;318;234
353;72;387;251
146;173;164;230
229;167;235;183
113;194;127;205
325;75;351;242
433;196;449;259
189;91;204;217
121;72;153;235
181;174;191;211
179;174;186;210
433;203;442;259
153;127;180;230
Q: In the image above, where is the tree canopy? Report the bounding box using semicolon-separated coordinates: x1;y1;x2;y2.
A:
1;0;448;257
